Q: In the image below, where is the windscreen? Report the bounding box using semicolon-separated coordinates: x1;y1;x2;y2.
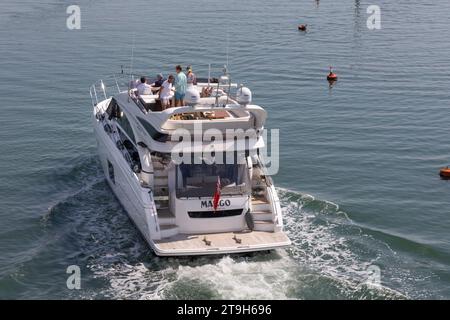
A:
176;163;250;198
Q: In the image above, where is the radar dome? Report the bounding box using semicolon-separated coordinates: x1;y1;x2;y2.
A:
185;87;200;105
236;86;252;105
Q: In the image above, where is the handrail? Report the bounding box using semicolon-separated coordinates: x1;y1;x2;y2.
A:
89;73;164;107
90;75;123;107
147;190;161;239
266;186;279;224
89;64;242;108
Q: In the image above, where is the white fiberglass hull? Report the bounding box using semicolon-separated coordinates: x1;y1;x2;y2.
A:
92;99;290;256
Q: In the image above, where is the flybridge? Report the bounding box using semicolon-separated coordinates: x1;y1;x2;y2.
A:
89;64;249;109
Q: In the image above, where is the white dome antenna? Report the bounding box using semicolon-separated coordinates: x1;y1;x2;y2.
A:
185;87;200;106
236;84;252;106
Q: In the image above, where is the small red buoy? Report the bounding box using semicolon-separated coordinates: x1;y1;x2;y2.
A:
327;66;338;81
440;166;450;178
298;24;307;31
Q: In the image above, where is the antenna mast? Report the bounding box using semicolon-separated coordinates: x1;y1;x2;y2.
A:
225;31;231;106
127;33;136;102
226;31;229;68
129;33;136;81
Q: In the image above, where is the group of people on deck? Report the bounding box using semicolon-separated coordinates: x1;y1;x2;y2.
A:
136;65;197;110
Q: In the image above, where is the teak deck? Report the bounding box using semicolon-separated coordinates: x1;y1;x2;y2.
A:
154;230;290;251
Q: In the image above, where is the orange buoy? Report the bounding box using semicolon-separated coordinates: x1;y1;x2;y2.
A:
327;66;338;81
298;24;307;31
440;166;450;178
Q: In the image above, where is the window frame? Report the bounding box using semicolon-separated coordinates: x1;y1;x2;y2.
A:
115;111;137;145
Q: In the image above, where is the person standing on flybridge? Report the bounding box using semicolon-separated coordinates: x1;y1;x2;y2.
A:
186;65;197;86
213;176;221;212
174;65;187;107
159;74;175;110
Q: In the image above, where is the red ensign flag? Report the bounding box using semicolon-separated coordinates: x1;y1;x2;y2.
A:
213;176;221;211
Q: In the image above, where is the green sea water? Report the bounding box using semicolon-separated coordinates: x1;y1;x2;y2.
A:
1;0;450;299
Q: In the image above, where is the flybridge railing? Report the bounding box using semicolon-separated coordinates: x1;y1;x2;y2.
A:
89;73;135;107
89;64;242;107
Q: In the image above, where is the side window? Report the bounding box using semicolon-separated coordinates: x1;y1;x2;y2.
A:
108;160;115;184
106;99;120;120
137;117;169;142
116;112;136;143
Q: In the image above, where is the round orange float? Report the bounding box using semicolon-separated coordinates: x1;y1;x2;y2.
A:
439;166;450;178
327;67;338;81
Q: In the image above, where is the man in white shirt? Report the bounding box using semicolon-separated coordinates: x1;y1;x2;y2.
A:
136;77;152;95
159;74;175;109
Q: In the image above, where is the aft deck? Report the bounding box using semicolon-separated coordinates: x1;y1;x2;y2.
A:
153;230;291;256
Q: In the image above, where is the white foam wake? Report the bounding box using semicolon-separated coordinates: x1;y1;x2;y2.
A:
86;187;406;299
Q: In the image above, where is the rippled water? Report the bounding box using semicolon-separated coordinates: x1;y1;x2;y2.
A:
1;0;450;299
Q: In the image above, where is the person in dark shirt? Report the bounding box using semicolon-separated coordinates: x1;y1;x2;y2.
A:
151;73;165;93
154;73;164;86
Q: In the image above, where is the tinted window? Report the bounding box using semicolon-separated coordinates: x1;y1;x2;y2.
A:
106;99;120;120
176;163;250;198
137;117;169;142
117;112;136;143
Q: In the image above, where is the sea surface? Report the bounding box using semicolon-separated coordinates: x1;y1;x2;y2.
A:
1;0;450;299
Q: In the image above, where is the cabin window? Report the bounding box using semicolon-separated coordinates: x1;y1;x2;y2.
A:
106;99;120;120
137;117;169;142
116;112;136;143
107;160;115;184
117;128;141;172
176;162;250;198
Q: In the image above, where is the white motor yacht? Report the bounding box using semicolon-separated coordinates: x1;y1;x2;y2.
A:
89;66;291;256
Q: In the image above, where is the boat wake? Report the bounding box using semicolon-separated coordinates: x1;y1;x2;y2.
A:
42;158;420;299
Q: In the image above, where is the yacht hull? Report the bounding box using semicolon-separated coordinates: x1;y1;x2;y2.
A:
94;120;152;241
91;94;291;256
